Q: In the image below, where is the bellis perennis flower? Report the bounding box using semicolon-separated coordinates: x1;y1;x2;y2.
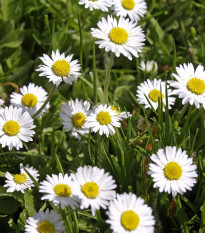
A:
79;0;112;12
148;146;198;196
91;15;145;60
36;49;81;87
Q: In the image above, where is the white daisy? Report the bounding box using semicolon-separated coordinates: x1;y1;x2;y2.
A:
25;208;65;233
79;0;112;11
36;49;81;87
148;146;198;197
91;15;145;60
0;106;35;150
170;63;205;108
86;104;121;137
71;166;117;216
0;99;4;106
10;83;49;117
60;99;90;140
106;193;155;233
140;60;158;73
39;173;80;210
136;78;176;110
111;106;132;120
4;163;39;193
112;0;147;22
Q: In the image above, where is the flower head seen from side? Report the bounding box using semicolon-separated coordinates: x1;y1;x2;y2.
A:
60;99;90;140
36;49;81;87
79;0;112;11
140;60;158;73
106;193;155;233
0;106;35;150
91;15;145;60
136;78;175;110
86;104;121;137
39;173;80;209
71;166;117;216
170;63;205;108
111;106;132;120
113;0;147;22
25;208;65;233
0;99;4;106
148;146;198;196
10;83;49;117
4;163;39;193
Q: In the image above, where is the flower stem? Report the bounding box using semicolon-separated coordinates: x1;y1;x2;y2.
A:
104;53;114;104
93;41;98;104
32;84;56;118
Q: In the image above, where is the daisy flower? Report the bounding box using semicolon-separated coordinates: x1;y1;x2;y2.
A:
106;193;155;233
60;99;90;140
0;106;35;150
170;63;205;108
111;106;132;120
0;99;4;106
112;0;147;22
36;49;81;87
86;104;121;137
25;208;65;233
79;0;112;11
71;166;117;216
4;163;39;193
10;83;49;117
140;60;158;73
39;173;80;209
136;78;176;110
148;146;198;196
91;15;145;60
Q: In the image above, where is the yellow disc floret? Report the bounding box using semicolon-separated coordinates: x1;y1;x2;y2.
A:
52;60;70;77
38;220;55;233
122;0;135;10
22;93;37;107
72;113;86;128
3;120;20;136
54;184;71;197
81;182;99;199
96;111;111;125
109;27;128;45
111;106;121;115
164;162;182;180
121;210;140;231
149;89;164;102
14;173;27;184
187;78;205;95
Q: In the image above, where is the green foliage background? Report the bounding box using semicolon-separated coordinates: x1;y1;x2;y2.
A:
0;0;205;232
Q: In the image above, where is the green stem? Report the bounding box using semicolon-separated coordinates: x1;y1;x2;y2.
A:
93;41;98;104
76;5;83;70
177;195;189;233
32;84;56;118
104;53;114;104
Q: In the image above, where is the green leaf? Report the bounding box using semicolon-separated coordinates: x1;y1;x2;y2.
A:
24;189;38;216
0;196;21;214
1;0;22;23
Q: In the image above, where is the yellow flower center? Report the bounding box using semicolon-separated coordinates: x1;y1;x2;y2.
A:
14;173;27;184
96;111;111;125
81;182;99;199
149;89;164;102
164;162;182;180
121;210;140;231
38;220;55;233
109;27;128;45
72;113;86;128
122;0;135;10
22;93;37;107
111;106;121;115
54;184;71;197
187;78;205;95
52;60;70;77
3;120;20;136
